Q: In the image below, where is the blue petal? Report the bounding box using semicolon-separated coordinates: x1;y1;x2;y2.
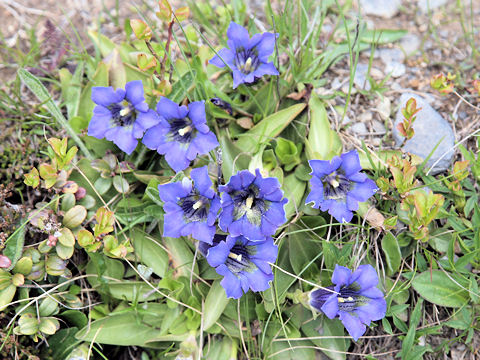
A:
209;48;234;68
348;179;378;203
158;181;191;203
217;264;243;299
349;264;379;290
309;158;341;177
207;197;221;225
91;87;124;107
250;238;277;267
105;127;138;155
206;240;231;267
253;62;279;78
188;101;206;126
156;97;181;120
165;142;190;172
226;21;250;50
218;202;234;232
340;150;362;177
321;294;339;319
227;219;243;237
232;69;246;89
191;131;219;156
88;113;112;138
255;32;277;61
125;80;145;105
260;217;278;238
142;123;169;150
326;200;353;223
264;202;287;227
239;170;256;188
359;286;384;299
306;177;325;207
191;222;215;244
136;109;161;131
243;268;273;292
93;105;111;115
331;265;352;286
191;166;212;195
242;217;264;241
339;311;366;341
163;210;186;238
355;297;387;323
346;194;360;212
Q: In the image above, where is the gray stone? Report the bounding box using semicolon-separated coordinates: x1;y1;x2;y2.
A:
359;0;402;18
393;93;455;174
354;63;371;91
379;48;405;64
372;120;386;134
385;61;406;78
418;0;447;12
400;34;421;55
351;122;368;135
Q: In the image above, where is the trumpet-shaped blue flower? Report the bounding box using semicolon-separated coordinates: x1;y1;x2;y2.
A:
158;166;221;244
88;80;160;155
306;150;378;223
202;234;277;299
143;98;219;172
219;169;288;241
309;264;386;341
209;21;279;89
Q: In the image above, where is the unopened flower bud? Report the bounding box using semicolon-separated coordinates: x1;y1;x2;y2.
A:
75;187;87;200
47;235;58;247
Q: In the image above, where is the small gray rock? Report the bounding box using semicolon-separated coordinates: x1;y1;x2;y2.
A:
351;122;368;135
400;34;421;55
354;63;371;91
372;120;386;134
359;0;402;18
393;93;455;174
385;61;406;78
418;0;447;12
379;48;405;64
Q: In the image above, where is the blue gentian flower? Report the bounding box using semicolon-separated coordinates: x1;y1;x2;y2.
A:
201;234;277;299
309;264;386;341
209;21;279;89
143;98;219;172
219;169;288;241
306;150;378;223
88;80;160;155
158;166;221;244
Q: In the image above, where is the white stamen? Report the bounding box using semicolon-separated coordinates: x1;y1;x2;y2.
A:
245;196;254;209
329;178;340;188
244;57;253;72
228;252;242;262
178;126;192;136
192;200;203;210
119;107;131;117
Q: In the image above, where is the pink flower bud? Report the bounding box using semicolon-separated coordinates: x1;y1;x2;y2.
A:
75;187;87;200
47;235;58;247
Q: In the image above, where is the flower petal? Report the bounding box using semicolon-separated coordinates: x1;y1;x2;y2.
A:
136;109;161;131
226;21;250;50
253;62;279;77
156;97;181;120
340;150;362;176
348;179;378;203
243;268;273;292
125;80;145;105
88;113;113;138
255;32;277;60
191;166;212;195
331;265;352;286
209;48;235;68
217;264;243;299
91;87;124;107
206;241;232;268
321;294;339;319
349;264;379;290
339;311;366;341
165;142;190;172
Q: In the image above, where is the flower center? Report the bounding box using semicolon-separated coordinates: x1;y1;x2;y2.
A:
179;193;210;222
231;185;267;226
234;47;260;75
109;100;137;127
322;171;351;200
169;117;196;144
225;242;256;274
337;287;360;312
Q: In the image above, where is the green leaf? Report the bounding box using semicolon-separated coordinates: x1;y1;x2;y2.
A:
400;298;423;359
288;231;322;275
44;328;81;360
76;311;188;346
107;281;163;301
113;175;129;193
306;94;342;160
203;280;230;330
381;232;401;276
301;317;348;360
3;220;26;271
360;29;407;44
18;69;93;159
163;236;198;277
168;70;197;103
77;62;109;127
236;103;307;154
0;284;16;311
59;64;83;119
131;229;168;278
60;310;88;328
411;270;469;308
268;340;316;360
219;132;250;182
282;174;307;219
